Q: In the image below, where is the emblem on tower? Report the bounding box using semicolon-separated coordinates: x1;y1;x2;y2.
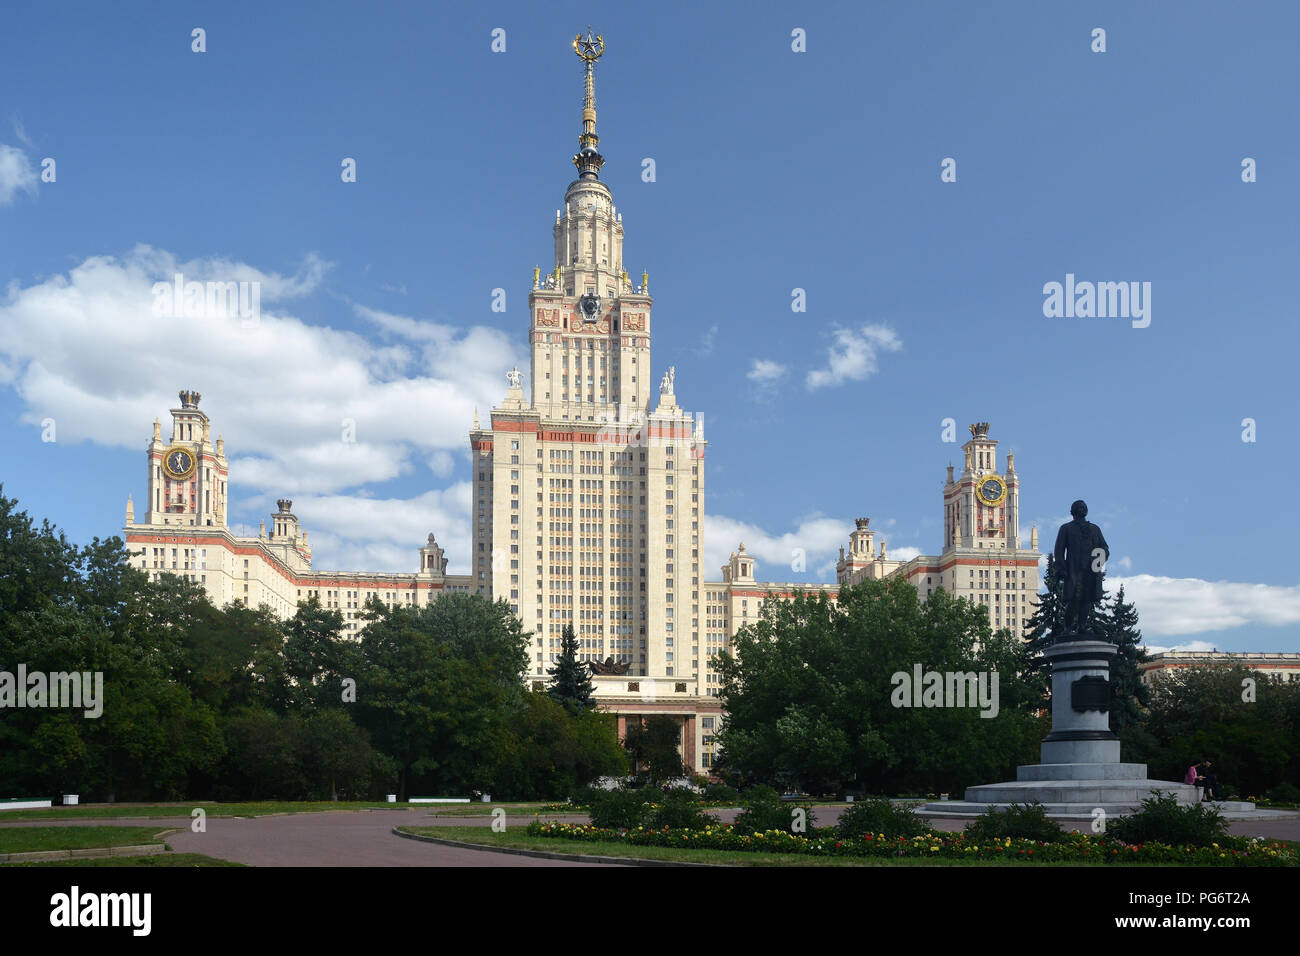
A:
572;27;604;62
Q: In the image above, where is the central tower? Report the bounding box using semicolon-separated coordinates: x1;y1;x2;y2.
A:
470;31;708;697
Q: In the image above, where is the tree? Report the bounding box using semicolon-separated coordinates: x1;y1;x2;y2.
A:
623;715;688;784
546;623;596;713
283;597;361;712
488;692;626;799
714;579;1042;795
0;490;223;800
0;486;636;803
1139;663;1300;795
353;592;530;799
1020;556;1060;684
1101;585;1150;732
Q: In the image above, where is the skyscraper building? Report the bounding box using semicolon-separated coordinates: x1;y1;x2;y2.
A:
469;30;721;765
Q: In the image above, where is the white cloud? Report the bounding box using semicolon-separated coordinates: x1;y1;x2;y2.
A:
806;324;901;390
1112;574;1300;637
264;484;473;574
705;513;851;581
0;246;521;471
0;246;526;569
0;144;37;206
747;359;787;385
704;513;927;582
694;324;718;357
428;450;456;478
354;303;452;344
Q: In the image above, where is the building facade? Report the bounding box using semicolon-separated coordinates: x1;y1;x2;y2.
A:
1139;651;1300;685
834;423;1042;638
123;390;471;632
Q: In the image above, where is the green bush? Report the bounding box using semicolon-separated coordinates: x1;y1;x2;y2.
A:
585;787;651;829
837;798;930;839
1266;782;1300;805
964;803;1064;843
702;783;741;804
570;783;607;808
646;788;717;830
1107;793;1228;848
734;792;815;834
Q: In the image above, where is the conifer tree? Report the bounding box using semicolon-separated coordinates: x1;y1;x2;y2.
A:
1101;585;1151;731
547;623;596;714
1022;554;1063;691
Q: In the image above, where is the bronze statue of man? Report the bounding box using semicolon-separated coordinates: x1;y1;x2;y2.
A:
1052;499;1110;637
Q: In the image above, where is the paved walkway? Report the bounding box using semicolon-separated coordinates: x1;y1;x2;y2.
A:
3;804;1297;865
0;809;603;867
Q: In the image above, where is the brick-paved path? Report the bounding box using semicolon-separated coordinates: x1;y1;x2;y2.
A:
0;809;602;867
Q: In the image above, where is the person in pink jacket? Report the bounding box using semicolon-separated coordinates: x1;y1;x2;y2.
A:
1184;762;1203;788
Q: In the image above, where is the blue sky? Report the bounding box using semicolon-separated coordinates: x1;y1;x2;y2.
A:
2;0;1297;652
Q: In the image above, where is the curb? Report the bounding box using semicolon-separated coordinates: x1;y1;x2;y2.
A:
0;844;168;863
392;827;720;867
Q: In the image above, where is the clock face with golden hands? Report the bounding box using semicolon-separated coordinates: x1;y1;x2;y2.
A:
978;475;1007;507
162;445;196;480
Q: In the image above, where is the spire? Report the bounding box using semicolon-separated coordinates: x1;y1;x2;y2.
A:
571;27;606;180
125;495;134;525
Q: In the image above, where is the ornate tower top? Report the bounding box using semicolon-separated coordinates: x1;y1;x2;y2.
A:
969;422;990;439
179;389;202;409
572;27;606;180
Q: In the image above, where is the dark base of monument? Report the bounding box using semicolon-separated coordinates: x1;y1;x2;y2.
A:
1042;729;1120;742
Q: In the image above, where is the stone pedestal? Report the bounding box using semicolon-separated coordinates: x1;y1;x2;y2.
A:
919;634;1213;819
1039;639;1121;765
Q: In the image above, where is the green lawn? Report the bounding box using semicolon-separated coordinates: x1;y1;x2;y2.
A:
9;853;242;867
399;826;1168;867
0;826;169;854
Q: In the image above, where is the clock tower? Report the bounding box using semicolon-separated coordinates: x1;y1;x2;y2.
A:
945;421;1021;551
143;389;229;528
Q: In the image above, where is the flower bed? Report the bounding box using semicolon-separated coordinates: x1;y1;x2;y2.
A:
524;821;1296;866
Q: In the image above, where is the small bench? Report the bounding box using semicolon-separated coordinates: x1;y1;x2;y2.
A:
408;797;471;804
0;798;53;811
